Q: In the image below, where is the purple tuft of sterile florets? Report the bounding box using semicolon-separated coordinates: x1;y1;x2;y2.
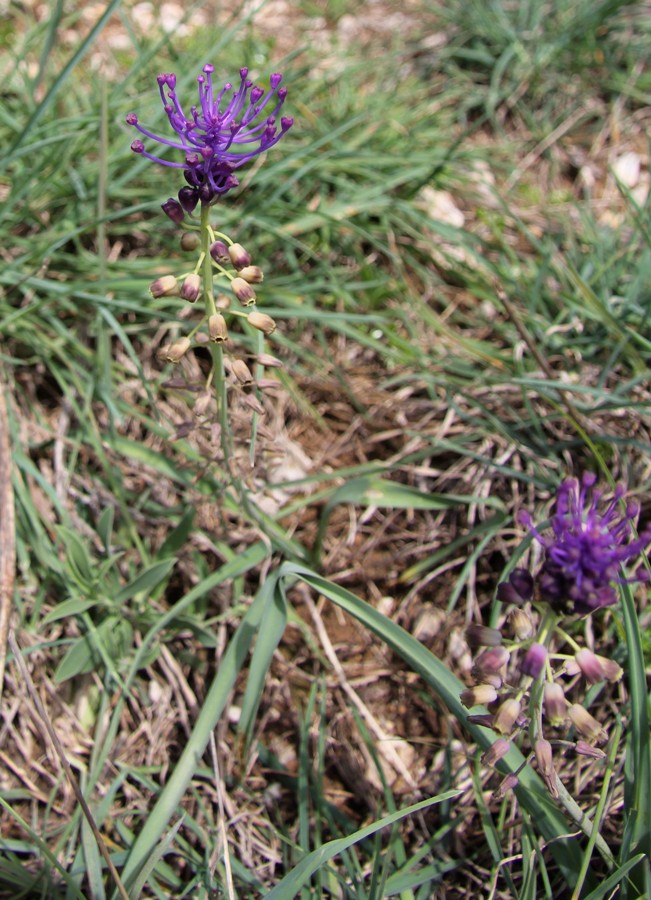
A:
126;65;293;207
517;474;651;615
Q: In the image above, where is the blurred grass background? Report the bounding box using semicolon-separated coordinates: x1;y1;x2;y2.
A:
0;0;650;896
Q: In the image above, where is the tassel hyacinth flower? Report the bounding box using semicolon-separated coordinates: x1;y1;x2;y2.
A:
517;473;651;615
127;65;293;207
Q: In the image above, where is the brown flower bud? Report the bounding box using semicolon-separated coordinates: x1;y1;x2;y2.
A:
150;275;179;298
493;698;521;735
535;738;559;799
180;274;201;303
247;311;277;335
466;624;502;650
460;684;498;709
466;714;494;728
507;608;535;640
193;392;213;417
228;242;252;269
163;337;191;363
568;704;607;744
181;233;200;251
241;394;266;415
256;353;283;368
215;293;231;310
493;773;519;801
232;277;257;306
482;738;510;766
208;314;228;343
575;741;607;760
543;682;567;726
231;359;254;385
238;265;264;284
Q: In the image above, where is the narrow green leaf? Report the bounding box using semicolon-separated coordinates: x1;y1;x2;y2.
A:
114;558;177;605
42;597;98;625
266;792;461;899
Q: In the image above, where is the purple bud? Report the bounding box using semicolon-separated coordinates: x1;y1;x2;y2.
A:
161;198;184;224
520;643;547;679
482;738;511;766
210;241;229;263
178;186;199;213
497;568;534;605
131;140;145;153
126;113;138;125
574;649;606;684
473;646;510;677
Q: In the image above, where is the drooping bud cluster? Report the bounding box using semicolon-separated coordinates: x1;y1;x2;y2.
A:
153;228;280;421
461;555;624;801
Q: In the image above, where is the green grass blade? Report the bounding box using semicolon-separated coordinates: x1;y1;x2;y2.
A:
280;564;587;886
265;793;461;900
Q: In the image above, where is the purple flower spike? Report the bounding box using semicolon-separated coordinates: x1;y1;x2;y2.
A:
126;66;293;205
518;474;651;616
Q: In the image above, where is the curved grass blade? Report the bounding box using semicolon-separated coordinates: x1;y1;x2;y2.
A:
265;792;461;900
280;563;587;887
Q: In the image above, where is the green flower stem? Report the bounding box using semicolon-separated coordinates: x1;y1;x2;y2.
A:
200;202;231;464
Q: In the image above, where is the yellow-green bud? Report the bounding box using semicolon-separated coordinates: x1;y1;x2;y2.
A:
247;311;277;335
208;314;228;343
232;277;257;306
493;698;521;735
543;682;567;725
239;265;264;284
150;275;179;298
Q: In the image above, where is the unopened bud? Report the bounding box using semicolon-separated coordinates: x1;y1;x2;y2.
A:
150;275;179;298
493;773;519;800
180;274;201;303
568;704;607;744
210;241;229;263
194;392;212;417
178;186;199;213
575;741;607;760
520;643;547;679
239;265;264;284
493;698;521;735
460;684;498;709
215;293;231;310
497;568;534;605
247;311;277;335
161;197;184;224
543;682;567;726
231;359;254;385
180;233;200;251
232;277;257;306
535;738;559;798
466;714;494;728
228;242;252;269
208;314;228;343
257;353;283;368
241;394;266;415
507;608;535;640
473;646;510;677
482;738;510;766
466;624;502;649
596;654;623;683
574;649;606;684
163;337;191;363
